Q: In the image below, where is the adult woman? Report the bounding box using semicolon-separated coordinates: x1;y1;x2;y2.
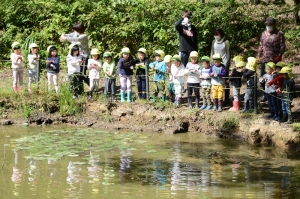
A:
60;22;90;86
210;28;230;105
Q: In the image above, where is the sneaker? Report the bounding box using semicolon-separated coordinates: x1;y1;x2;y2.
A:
200;105;206;110
218;106;222;112
73;95;77;99
274;116;279;121
213;105;217;111
205;105;212;110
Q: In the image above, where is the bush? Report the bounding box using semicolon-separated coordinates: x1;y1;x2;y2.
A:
0;0;296;69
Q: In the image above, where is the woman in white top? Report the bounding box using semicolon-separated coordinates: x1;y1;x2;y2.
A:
210;28;230;105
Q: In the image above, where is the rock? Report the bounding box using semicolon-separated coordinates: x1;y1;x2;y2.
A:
22;123;29;126
0;120;13;125
164;117;189;134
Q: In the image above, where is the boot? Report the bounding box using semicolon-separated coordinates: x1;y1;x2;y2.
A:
195;98;200;108
188;97;192;108
279;113;288;123
248;101;254;112
88;91;92;99
111;94;116;101
137;93;142;99
175;97;181;108
13;87;18;93
152;94;157;102
241;101;249;113
229;100;239;112
19;86;23;92
161;94;166;102
142;93;146;99
277;110;283;121
285;113;292;124
120;92;125;102
127;91;132;102
218;100;223;112
213;99;218;111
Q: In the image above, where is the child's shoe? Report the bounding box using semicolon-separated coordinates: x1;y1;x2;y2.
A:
200;105;206;110
205;105;212;110
274;116;279;121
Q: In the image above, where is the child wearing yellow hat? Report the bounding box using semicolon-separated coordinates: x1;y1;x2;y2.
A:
259;62;278;120
27;43;40;93
11;42;25;93
165;55;175;102
277;66;295;123
228;55;245;112
199;56;212;110
135;48;149;99
209;53;226;111
87;48;102;99
241;57;257;113
118;47;135;102
103;52;116;101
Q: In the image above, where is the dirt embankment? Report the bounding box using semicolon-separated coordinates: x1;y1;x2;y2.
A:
1;100;299;152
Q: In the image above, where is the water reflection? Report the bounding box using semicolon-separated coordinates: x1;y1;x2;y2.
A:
3;127;300;199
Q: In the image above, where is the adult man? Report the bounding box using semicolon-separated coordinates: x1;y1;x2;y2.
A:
258;17;286;102
175;10;198;67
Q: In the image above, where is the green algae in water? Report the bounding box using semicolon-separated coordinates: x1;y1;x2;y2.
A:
12;129;160;160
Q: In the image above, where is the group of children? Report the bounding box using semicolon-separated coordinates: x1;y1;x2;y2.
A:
10;42;296;123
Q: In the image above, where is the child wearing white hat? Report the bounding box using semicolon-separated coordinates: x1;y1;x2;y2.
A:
27;43;40;93
46;45;60;93
87;48;102;99
66;43;83;98
11;42;25;93
171;55;185;108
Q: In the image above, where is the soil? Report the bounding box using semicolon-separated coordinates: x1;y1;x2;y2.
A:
1;66;300;152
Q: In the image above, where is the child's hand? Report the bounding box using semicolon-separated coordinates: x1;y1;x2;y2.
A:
276;88;281;93
266;83;270;88
130;66;133;70
214;74;218;77
226;79;230;84
78;60;83;64
211;72;214;76
46;60;51;64
119;74;122;77
136;63;140;67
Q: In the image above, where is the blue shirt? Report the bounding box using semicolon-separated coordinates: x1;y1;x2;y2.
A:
150;61;166;81
118;56;134;76
46;56;60;74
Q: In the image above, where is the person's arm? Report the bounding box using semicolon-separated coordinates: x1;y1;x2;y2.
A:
175;18;184;34
209;65;213;77
11;54;20;65
65;34;87;42
118;59;122;75
109;63;115;76
268;75;280;86
259;74;266;83
28;54;37;65
218;66;226;77
243;69;252;78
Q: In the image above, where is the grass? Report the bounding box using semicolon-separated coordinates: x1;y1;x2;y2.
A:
292;123;300;133
220;116;239;134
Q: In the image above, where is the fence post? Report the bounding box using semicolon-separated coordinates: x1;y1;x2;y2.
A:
254;72;257;114
145;66;149;100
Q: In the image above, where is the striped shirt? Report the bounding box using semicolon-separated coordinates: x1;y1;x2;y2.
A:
200;68;211;87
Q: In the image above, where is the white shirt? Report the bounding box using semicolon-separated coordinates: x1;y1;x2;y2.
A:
186;62;201;83
87;59;102;79
28;54;40;70
66;54;82;75
171;64;185;84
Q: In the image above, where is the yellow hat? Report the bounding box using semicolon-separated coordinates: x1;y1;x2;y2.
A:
212;53;222;60
11;41;21;49
154;50;165;58
236;61;246;67
172;54;181;62
266;62;275;69
138;48;147;55
275;61;286;68
29;43;38;49
245;57;257;71
279;66;294;78
91;48;100;55
201;56;210;62
163;55;172;63
189;51;199;58
233;55;244;63
121;47;130;54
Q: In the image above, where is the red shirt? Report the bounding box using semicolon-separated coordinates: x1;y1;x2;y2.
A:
268;74;283;94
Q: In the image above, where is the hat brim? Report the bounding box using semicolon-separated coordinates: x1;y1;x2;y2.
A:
13;45;21;49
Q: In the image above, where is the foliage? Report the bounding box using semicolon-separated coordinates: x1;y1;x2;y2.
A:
0;0;297;70
292;122;300;132
220;116;239;133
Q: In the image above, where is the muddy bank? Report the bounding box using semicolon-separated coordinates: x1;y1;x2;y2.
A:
1;100;299;152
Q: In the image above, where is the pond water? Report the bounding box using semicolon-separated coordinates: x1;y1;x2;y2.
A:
1;126;300;199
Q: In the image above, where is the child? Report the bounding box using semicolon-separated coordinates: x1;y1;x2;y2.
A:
209;53;226;111
267;61;286;121
27;43;40;93
149;50;167;102
259;62;277;119
103;52;116;101
11;42;25;93
135;48;149;99
228;56;244;112
165;55;174;102
46;45;60;93
200;56;212;110
87;48;102;99
118;47;135;102
277;66;295;124
66;43;83;98
241;57;257;113
186;51;202;108
171;55;185;108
